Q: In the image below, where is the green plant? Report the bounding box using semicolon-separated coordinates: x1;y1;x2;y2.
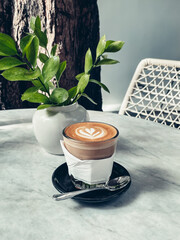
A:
0;16;124;110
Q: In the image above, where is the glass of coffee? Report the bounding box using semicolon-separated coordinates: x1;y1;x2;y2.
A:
62;122;119;185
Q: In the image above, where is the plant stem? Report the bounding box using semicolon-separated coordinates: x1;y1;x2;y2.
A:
94;55;101;67
17;53;32;69
38;76;50;96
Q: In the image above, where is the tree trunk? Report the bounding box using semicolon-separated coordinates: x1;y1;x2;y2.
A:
0;0;102;110
55;0;102;110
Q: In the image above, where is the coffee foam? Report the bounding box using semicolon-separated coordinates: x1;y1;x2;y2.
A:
64;122;118;142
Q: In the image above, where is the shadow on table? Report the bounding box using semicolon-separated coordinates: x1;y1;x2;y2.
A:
74;166;170;209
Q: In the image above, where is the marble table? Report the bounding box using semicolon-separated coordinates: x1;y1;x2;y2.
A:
0;109;180;240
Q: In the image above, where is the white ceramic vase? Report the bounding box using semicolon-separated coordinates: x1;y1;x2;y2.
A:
32;102;89;155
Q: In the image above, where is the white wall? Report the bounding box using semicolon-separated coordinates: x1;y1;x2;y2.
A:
98;0;180;111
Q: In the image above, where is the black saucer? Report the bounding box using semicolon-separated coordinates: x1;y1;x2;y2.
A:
52;162;131;203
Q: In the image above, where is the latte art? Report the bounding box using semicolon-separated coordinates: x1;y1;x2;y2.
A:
63;121;119;160
64;122;118;142
75;127;106;140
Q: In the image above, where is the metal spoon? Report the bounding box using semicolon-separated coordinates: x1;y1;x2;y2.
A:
53;175;131;201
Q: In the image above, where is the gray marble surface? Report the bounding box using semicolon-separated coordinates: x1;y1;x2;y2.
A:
0;109;180;240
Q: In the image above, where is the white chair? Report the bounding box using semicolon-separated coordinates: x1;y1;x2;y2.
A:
119;58;180;129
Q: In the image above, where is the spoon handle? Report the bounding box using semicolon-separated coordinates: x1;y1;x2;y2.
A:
53;187;103;201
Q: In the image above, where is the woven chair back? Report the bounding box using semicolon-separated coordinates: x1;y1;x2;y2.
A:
119;58;180;129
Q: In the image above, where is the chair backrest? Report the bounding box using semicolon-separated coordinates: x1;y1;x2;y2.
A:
119;58;180;129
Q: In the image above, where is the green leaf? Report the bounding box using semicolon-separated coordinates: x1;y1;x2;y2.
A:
0;33;17;56
39;53;49;63
105;40;114;49
64;86;78;106
32;79;44;90
35;16;41;31
47;80;55;89
1;67;41;81
32;75;55;93
56;61;66;81
22;86;39;96
75;72;84;81
96;35;106;59
89;79;110;93
37;104;54;110
30;16;36;31
21;87;50;103
42;56;60;83
105;41;124;52
20;34;34;56
95;58;119;67
26;36;39;67
84;48;93;73
34;28;47;48
0;51;8;56
32;79;49;92
0;57;25;70
51;44;57;56
77;74;90;93
49;88;69;104
81;93;97;105
68;86;77;101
